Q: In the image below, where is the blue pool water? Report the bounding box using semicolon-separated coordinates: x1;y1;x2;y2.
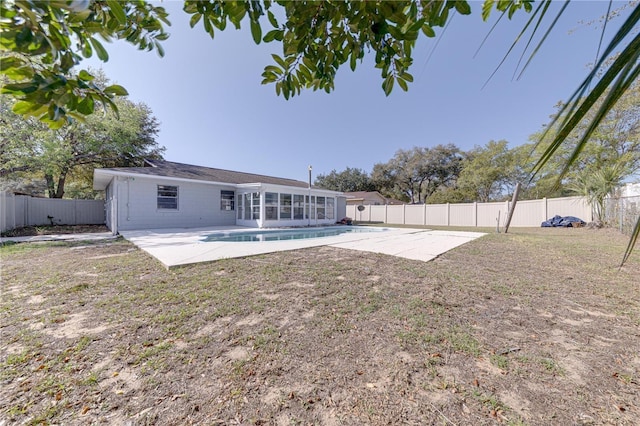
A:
201;226;385;242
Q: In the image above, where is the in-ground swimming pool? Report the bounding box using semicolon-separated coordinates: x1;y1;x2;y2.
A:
201;226;386;242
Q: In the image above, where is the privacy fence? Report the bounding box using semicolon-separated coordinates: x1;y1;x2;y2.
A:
346;196;593;228
0;192;105;233
605;196;640;236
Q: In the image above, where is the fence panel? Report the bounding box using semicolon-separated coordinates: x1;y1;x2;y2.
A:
75;200;107;225
1;192;15;233
425;204;448;226
449;203;475;226
477;202;507;227
1;191;105;232
386;205;404;224
405;205;423;225
345;195;590;228
369;205;387;222
509;199;544;227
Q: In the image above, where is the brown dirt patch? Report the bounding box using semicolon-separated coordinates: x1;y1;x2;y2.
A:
1;224;108;238
1;227;639;424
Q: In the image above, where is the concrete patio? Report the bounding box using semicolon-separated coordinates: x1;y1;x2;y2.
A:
119;226;486;268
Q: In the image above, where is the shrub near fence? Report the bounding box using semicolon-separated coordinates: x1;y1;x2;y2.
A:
346;196;592;228
0;192;105;233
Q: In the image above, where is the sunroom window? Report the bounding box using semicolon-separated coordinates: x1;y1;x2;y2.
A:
265;192;278;220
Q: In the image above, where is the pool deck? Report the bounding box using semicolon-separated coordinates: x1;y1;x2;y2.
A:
120;226;485;268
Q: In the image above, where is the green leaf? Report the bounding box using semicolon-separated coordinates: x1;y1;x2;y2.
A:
189;13;202;28
89;37;109;61
263;29;280;43
267;10;278;27
383;75;394;96
482;0;496;21
106;0;127;25
81;40;93;58
421;25;435;38
78;70;94;81
397;77;408;91
399;72;414;82
272;54;287;69
12;101;39;115
104;84;129;96
264;65;283;75
455;1;472;16
77;96;95;115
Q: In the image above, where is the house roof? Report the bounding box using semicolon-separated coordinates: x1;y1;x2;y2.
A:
94;159;318;191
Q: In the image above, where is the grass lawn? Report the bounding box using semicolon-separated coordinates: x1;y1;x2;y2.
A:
1;227;639;425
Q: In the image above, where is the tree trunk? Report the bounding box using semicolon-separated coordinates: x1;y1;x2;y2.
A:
45;174;56;198
54;173;66;198
44;168;68;198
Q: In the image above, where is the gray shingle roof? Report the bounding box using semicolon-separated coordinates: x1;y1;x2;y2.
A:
100;159;311;189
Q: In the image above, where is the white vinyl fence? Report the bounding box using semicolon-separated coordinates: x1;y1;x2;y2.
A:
346;196;592;228
0;192;105;233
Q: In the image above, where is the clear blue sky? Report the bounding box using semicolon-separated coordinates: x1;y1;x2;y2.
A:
86;1;631;183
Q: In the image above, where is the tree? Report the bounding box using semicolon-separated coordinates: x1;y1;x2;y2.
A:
1;0;169;128
372;144;462;204
454;140;517;203
314;167;374;192
0;73;164;198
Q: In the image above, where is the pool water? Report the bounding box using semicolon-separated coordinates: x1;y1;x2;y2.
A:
201;226;385;242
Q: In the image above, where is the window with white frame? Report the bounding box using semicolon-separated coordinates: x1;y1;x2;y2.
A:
280;194;292;219
326;197;335;219
265;192;278;220
293;195;304;219
157;185;178;209
236;194;243;219
317;196;325;219
221;190;235;210
244;193;252;220
251;192;260;220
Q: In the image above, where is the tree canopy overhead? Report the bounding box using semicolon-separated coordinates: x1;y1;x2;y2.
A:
1;0;539;126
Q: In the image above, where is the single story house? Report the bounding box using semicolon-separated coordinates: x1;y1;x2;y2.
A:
344;191;405;206
93;159;346;233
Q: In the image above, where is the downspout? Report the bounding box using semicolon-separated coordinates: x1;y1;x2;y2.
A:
112;180;118;235
126;177;132;222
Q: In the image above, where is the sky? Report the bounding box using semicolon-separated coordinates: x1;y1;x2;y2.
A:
85;1;632;183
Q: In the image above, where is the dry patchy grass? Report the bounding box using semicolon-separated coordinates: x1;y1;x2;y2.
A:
1;227;639;425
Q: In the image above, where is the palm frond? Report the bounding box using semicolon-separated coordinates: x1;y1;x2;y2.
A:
621;216;640;266
482;0;551;89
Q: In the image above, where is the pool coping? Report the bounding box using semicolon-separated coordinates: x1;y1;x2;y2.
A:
120;226;486;268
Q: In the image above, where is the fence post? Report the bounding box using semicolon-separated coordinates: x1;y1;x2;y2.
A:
474;202;478;227
447;203;450;226
424;203;427;226
403;204;406;225
543;197;548;222
384;204;388;224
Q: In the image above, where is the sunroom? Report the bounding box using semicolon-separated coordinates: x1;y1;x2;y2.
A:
235;184;339;228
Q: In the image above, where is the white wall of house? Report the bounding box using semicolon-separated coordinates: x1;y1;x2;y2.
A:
109;175;237;232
